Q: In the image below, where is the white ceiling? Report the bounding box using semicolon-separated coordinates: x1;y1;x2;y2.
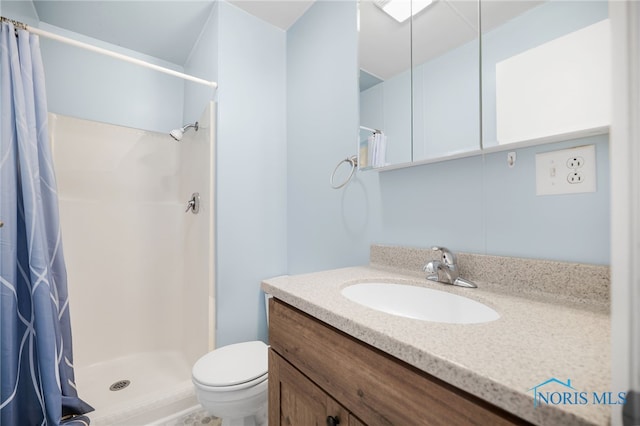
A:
229;0;314;30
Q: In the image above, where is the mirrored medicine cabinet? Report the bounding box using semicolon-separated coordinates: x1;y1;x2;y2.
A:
358;0;610;170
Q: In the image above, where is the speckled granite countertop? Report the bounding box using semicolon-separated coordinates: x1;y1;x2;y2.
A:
261;250;611;426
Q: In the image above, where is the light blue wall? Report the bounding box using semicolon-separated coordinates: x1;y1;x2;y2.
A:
214;2;287;346
183;3;218;125
1;0;39;26
377;155;485;252
1;1;185;133
39;23;185;133
379;135;610;264
482;136;609;262
287;0;381;274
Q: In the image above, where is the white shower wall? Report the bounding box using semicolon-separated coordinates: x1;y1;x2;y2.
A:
49;103;215;422
179;103;216;364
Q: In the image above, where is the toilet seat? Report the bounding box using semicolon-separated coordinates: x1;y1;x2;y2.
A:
192;341;268;391
193;372;267;393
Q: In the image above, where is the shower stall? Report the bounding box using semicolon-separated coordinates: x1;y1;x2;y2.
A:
50;103;216;425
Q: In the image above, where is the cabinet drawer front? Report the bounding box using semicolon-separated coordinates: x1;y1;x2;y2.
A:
269;299;527;426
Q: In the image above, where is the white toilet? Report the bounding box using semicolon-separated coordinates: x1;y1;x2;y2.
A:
192;340;268;426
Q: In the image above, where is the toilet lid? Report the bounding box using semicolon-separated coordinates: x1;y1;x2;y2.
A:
192;341;268;387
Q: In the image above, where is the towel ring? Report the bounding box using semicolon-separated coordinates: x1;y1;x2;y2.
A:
330;155;358;189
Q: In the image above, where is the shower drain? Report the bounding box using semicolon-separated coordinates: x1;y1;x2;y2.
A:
109;380;131;391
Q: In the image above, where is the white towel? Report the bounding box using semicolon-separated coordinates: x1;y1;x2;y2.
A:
371;132;387;168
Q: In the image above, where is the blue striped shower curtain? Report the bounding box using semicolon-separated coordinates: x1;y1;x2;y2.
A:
0;21;93;425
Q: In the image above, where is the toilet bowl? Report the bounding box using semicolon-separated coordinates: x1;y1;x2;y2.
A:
192;340;268;426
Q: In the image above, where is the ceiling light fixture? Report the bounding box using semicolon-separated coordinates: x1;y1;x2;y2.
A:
374;0;435;23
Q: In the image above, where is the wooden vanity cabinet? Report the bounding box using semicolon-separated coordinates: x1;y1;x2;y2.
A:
268;298;530;426
270;350;365;426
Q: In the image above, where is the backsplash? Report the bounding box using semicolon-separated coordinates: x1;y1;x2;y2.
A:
370;244;610;311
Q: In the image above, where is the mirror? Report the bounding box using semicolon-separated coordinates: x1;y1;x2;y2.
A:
481;0;610;149
358;0;611;169
358;0;481;168
411;0;480;162
358;0;412;169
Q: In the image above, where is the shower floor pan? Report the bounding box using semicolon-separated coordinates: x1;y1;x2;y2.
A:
75;351;197;425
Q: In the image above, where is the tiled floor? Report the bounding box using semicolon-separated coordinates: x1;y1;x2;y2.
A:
157;407;221;426
154;404;267;426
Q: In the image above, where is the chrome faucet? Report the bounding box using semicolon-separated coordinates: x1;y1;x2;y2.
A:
423;246;477;288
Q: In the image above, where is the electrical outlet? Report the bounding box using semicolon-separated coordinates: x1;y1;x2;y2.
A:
567;171;584;184
535;145;596;195
567;156;584;169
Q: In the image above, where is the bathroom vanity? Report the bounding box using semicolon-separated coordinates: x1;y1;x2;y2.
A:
263;245;611;426
269;298;527;425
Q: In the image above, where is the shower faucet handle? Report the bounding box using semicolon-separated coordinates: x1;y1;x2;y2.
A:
185;193;200;214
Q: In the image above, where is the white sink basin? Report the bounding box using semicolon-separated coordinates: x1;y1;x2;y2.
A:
341;282;500;324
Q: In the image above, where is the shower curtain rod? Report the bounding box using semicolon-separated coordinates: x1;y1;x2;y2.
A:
1;16;218;89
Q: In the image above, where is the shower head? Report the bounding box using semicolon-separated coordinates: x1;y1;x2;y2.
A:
169;122;199;141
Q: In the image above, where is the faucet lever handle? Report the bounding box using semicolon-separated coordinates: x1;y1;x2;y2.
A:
431;246;456;266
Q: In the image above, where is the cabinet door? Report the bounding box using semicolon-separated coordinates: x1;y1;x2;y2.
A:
269;349;352;426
